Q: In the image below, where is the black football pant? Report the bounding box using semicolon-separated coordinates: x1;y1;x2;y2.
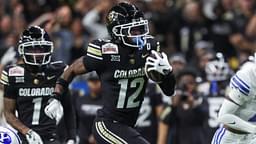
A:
92;118;150;144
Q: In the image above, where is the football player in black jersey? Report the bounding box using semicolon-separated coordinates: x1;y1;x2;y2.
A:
2;26;76;144
54;2;176;144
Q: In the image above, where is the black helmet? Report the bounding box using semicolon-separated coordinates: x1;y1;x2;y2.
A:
106;2;149;48
18;26;53;66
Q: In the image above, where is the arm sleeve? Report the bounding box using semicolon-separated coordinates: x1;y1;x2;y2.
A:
218;99;256;133
158;72;176;96
83;42;104;72
60;90;76;140
149;39;176;96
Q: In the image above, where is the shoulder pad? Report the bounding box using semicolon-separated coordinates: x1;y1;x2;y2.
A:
0;64;24;85
86;39;116;60
230;66;253;96
86;40;104;60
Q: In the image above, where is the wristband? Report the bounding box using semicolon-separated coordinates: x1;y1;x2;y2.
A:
56;78;69;88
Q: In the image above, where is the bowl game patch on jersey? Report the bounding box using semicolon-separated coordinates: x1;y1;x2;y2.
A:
102;43;119;54
8;66;24;76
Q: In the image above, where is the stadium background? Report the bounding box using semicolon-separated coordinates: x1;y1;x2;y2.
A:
0;0;255;144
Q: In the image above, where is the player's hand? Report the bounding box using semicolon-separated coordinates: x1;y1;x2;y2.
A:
44;97;63;124
25;129;43;144
145;50;172;75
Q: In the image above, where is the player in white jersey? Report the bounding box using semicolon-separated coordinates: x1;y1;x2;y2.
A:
211;60;256;144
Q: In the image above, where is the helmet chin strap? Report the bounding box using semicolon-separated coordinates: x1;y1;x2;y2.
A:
132;37;144;50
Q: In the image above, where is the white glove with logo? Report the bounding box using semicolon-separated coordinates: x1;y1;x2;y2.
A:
25;129;43;144
145;50;172;75
44;98;63;124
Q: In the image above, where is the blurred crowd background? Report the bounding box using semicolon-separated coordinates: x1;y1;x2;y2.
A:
1;0;256;144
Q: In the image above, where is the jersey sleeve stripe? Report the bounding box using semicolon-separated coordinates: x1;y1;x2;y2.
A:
2;70;8;75
248;114;256;122
0;79;8;85
1;73;8;83
87;53;103;60
230;77;249;96
232;76;250;92
87;46;102;57
234;75;250;89
88;43;101;49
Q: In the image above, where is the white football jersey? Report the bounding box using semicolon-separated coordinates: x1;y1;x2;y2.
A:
229;61;256;122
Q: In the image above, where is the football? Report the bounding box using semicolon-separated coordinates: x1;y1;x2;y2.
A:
145;52;164;83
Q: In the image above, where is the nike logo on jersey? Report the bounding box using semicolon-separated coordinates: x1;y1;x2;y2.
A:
228;121;236;125
142;53;149;58
47;75;56;80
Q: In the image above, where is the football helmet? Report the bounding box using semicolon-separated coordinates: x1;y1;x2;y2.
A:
18;26;53;66
205;52;231;81
106;2;149;48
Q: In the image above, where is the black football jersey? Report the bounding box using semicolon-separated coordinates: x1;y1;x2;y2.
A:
1;61;67;138
83;36;160;126
135;82;163;144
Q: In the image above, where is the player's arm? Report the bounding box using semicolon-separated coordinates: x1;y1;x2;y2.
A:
158;72;176;96
157;121;169;144
55;57;87;95
4;97;30;134
218;76;256;133
146;50;176;96
1;69;30;134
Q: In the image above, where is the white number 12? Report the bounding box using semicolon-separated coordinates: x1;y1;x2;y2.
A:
117;77;145;108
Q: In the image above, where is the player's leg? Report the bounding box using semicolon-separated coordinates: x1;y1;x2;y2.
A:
92;119;150;144
211;127;245;144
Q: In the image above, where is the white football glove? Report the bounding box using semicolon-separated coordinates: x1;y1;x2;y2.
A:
145;50;172;75
25;129;43;144
44;98;63;125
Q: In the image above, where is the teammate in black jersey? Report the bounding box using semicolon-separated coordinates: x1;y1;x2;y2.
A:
54;2;176;144
2;26;76;144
